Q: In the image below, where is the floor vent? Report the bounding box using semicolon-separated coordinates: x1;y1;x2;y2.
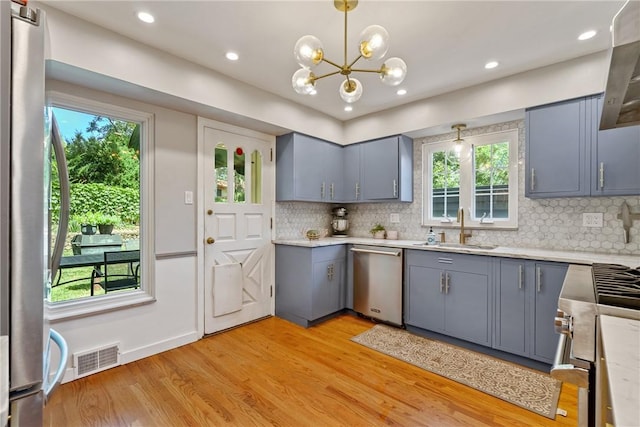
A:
73;343;121;378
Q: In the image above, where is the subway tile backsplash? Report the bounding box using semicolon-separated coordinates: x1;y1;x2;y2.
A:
275;120;639;255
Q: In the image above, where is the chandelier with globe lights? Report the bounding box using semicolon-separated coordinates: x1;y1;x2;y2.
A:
291;0;407;104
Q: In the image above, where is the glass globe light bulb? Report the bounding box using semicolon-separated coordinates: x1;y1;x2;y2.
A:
294;35;324;68
359;25;389;61
380;57;407;86
292;68;316;95
339;78;363;103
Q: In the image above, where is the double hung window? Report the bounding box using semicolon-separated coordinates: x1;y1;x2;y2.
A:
423;129;518;228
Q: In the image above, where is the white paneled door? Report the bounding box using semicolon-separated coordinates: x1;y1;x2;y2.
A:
202;120;274;334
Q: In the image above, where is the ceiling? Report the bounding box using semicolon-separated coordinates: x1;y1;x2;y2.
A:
40;0;627;123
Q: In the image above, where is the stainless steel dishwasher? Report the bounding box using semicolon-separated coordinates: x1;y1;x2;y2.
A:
351;245;403;326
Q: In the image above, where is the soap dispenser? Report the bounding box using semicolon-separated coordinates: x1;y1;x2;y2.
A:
427;227;437;246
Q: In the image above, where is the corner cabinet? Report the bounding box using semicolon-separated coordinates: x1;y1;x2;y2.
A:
275;245;346;328
525;93;640;199
404;250;492;346
276;132;413;203
494;259;567;363
276;133;343;202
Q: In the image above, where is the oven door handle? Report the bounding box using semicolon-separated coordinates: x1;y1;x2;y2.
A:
550;333;589;388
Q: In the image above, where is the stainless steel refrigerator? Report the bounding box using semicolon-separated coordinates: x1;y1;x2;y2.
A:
1;2;69;426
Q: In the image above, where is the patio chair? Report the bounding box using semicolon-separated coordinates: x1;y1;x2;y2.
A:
91;250;140;295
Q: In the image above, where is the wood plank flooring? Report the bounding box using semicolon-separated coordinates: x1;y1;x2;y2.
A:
44;314;577;426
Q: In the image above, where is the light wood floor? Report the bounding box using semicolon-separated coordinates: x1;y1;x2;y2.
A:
44;314;577;426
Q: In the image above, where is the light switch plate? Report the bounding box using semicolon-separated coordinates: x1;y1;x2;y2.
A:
184;190;193;205
390;213;400;223
582;212;603;227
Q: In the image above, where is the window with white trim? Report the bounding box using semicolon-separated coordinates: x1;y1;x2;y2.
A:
422;129;518;229
47;91;155;320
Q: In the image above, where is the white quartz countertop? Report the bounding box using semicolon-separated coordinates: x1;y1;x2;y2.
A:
599;315;640;427
273;237;640;266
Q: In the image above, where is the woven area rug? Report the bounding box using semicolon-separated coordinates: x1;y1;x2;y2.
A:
351;324;561;419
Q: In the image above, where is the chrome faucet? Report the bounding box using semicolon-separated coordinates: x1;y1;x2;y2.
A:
457;207;472;244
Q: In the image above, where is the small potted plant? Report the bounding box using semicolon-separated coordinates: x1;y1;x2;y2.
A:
370;223;386;239
76;212;99;235
94;213;120;235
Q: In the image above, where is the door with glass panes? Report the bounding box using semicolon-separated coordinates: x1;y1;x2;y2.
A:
202;120;274;334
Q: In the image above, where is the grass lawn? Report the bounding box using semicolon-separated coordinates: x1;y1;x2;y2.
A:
50;249;106;302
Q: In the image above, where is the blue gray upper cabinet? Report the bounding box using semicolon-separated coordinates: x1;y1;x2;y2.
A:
342;144;361;202
276;133;343;202
525;96;589;198
277;132;412;203
590;94;640;196
344;135;413;203
525;94;640;199
360;135;413;202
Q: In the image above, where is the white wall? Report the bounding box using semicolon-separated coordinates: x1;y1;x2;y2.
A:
46;80;200;382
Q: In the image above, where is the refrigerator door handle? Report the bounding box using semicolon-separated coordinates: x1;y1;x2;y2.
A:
43;328;68;401
50;114;70;277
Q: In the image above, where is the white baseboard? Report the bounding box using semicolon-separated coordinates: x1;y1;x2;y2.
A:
58;331;200;384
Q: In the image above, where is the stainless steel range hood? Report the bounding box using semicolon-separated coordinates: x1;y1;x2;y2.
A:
600;0;640;130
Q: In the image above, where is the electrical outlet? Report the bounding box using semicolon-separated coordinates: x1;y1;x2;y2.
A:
390;213;400;224
582;212;603;227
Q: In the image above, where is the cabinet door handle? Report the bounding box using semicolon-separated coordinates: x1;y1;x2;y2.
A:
327;264;334;281
536;266;542;293
393;179;398;197
599;162;604;189
330;183;335;200
355;182;360;200
320;182;325;199
518;265;524;289
530;168;536;191
440;272;444;293
445;273;450;294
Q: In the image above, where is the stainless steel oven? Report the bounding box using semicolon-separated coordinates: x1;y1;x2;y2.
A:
551;263;640;427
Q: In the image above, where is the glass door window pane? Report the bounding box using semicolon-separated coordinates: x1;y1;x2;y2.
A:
215;143;228;203
250;150;262;204
233;147;245;203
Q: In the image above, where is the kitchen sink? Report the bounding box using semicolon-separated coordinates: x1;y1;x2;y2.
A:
413;242;497;250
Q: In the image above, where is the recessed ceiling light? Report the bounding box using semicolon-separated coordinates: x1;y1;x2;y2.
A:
225;51;239;61
485;61;499;70
578;30;597;41
397;89;407;96
344;106;353;112
137;12;155;24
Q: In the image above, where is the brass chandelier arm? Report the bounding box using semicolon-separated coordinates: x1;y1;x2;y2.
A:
321;57;345;70
311;70;342;82
350;67;384;74
347;54;364;70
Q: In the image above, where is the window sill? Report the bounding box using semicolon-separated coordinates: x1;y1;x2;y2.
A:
421;222;518;231
47;291;156;322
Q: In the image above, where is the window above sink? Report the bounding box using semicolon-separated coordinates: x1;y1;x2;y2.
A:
422;128;519;229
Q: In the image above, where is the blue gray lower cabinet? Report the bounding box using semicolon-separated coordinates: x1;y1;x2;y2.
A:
405;249;567;364
276;244;567;364
494;259;567;363
404;250;492;346
275;245;346;328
